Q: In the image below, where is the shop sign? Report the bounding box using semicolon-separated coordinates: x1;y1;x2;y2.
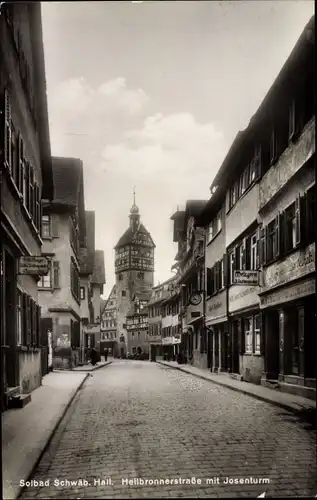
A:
263;243;315;291
162;336;180;345
260;278;315;308
233;270;258;285
19;256;49;275
229;285;260;313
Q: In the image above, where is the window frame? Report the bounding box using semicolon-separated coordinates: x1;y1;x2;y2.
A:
41;214;51;239
38;259;53;289
254;314;261;354
244;317;253;354
80;286;85;300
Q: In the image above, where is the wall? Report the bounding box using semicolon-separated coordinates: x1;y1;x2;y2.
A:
19;350;41;393
228;285;260;314
240;354;264;385
226;184;259;247
259;119;315;210
206;290;227;325
127;328;149;353
185;303;203;326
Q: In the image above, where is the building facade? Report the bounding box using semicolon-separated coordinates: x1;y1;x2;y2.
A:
83;249;105;353
114;195;155;357
200;196;229;373
100;285;117;356
147;278;176;361
1;2;53;409
170;202;207;370
200;15;315;397
38;157;86;370
161;282;181;361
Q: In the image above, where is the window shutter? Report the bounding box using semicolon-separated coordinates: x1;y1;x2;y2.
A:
215;262;220;291
238;319;244;355
241;239;246;270
206;268;213;296
53;261;60;289
4;89;12;171
275;214;281;258
270;128;276;165
289;100;296;140
295;194;303;247
254;145;262;181
225;191;230;214
32;300;37;346
35;185;40;230
18;134;24;193
256;230;260;269
51;214;59;237
278;212;284;257
259;312;265;356
223;253;228;287
36;305;41;347
304;192;311;244
259;227;266;266
22;293;27;345
26;296;31;345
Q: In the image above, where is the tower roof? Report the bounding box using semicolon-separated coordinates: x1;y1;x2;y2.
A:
114;223;155;249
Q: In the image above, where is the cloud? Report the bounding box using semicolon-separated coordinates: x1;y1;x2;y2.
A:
101;111;227;189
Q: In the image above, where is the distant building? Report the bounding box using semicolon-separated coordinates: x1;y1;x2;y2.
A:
126;292;151;356
38;157;86;370
147;277;176;361
1;2;53;409
114;191;155;357
100;285;117;355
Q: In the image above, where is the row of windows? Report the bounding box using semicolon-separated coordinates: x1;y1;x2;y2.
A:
161;302;179;317
162;326;180;338
148;305;161;318
102;332;116;340
258;188;315;265
102;320;116;329
3;91;41;232
148;324;161;336
17;291;41;347
207;210;222;243
228;231;258;285
228;147;261;211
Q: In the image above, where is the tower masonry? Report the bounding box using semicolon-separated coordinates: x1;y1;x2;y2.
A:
114;190;155;356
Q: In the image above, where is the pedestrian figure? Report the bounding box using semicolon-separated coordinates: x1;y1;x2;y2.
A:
104;348;108;362
90;347;98;366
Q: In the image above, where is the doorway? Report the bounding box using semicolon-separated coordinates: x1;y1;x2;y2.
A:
232;321;239;374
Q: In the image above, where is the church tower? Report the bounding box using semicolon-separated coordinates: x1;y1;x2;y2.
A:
114;188;155;357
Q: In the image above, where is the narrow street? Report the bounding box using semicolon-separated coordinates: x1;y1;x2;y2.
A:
20;361;315;499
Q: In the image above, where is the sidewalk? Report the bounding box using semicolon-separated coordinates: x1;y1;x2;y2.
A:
2;371;88;500
157;361;315;414
71;359;112;372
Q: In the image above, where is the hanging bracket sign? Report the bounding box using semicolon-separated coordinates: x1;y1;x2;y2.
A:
233;270;259;285
18;256;49;276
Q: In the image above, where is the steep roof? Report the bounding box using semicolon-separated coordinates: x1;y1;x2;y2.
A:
114;223;155;249
91;250;106;285
101;285;116;316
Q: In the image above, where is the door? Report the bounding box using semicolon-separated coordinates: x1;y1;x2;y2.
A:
40;317;52;376
207;331;213;370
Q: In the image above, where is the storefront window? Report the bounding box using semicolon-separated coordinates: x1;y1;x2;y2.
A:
244;317;253;353
254;314;261;354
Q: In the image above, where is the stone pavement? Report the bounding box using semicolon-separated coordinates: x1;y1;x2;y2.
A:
2;371;88;500
71;360;112;372
156;361;315;414
20;360;316;499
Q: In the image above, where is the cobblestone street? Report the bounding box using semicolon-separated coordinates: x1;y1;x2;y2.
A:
20;361;316;499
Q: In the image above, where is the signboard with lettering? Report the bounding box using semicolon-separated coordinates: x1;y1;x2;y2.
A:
229;285;260;313
234;270;259;285
162;336;181;345
260;278;315;309
206;290;227;325
263;243;315;291
19;256;49;276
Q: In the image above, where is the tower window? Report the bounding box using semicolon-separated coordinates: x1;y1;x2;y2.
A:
137;272;144;279
119;273;123;281
122;290;126;297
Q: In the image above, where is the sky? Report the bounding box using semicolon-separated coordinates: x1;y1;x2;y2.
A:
41;0;314;299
